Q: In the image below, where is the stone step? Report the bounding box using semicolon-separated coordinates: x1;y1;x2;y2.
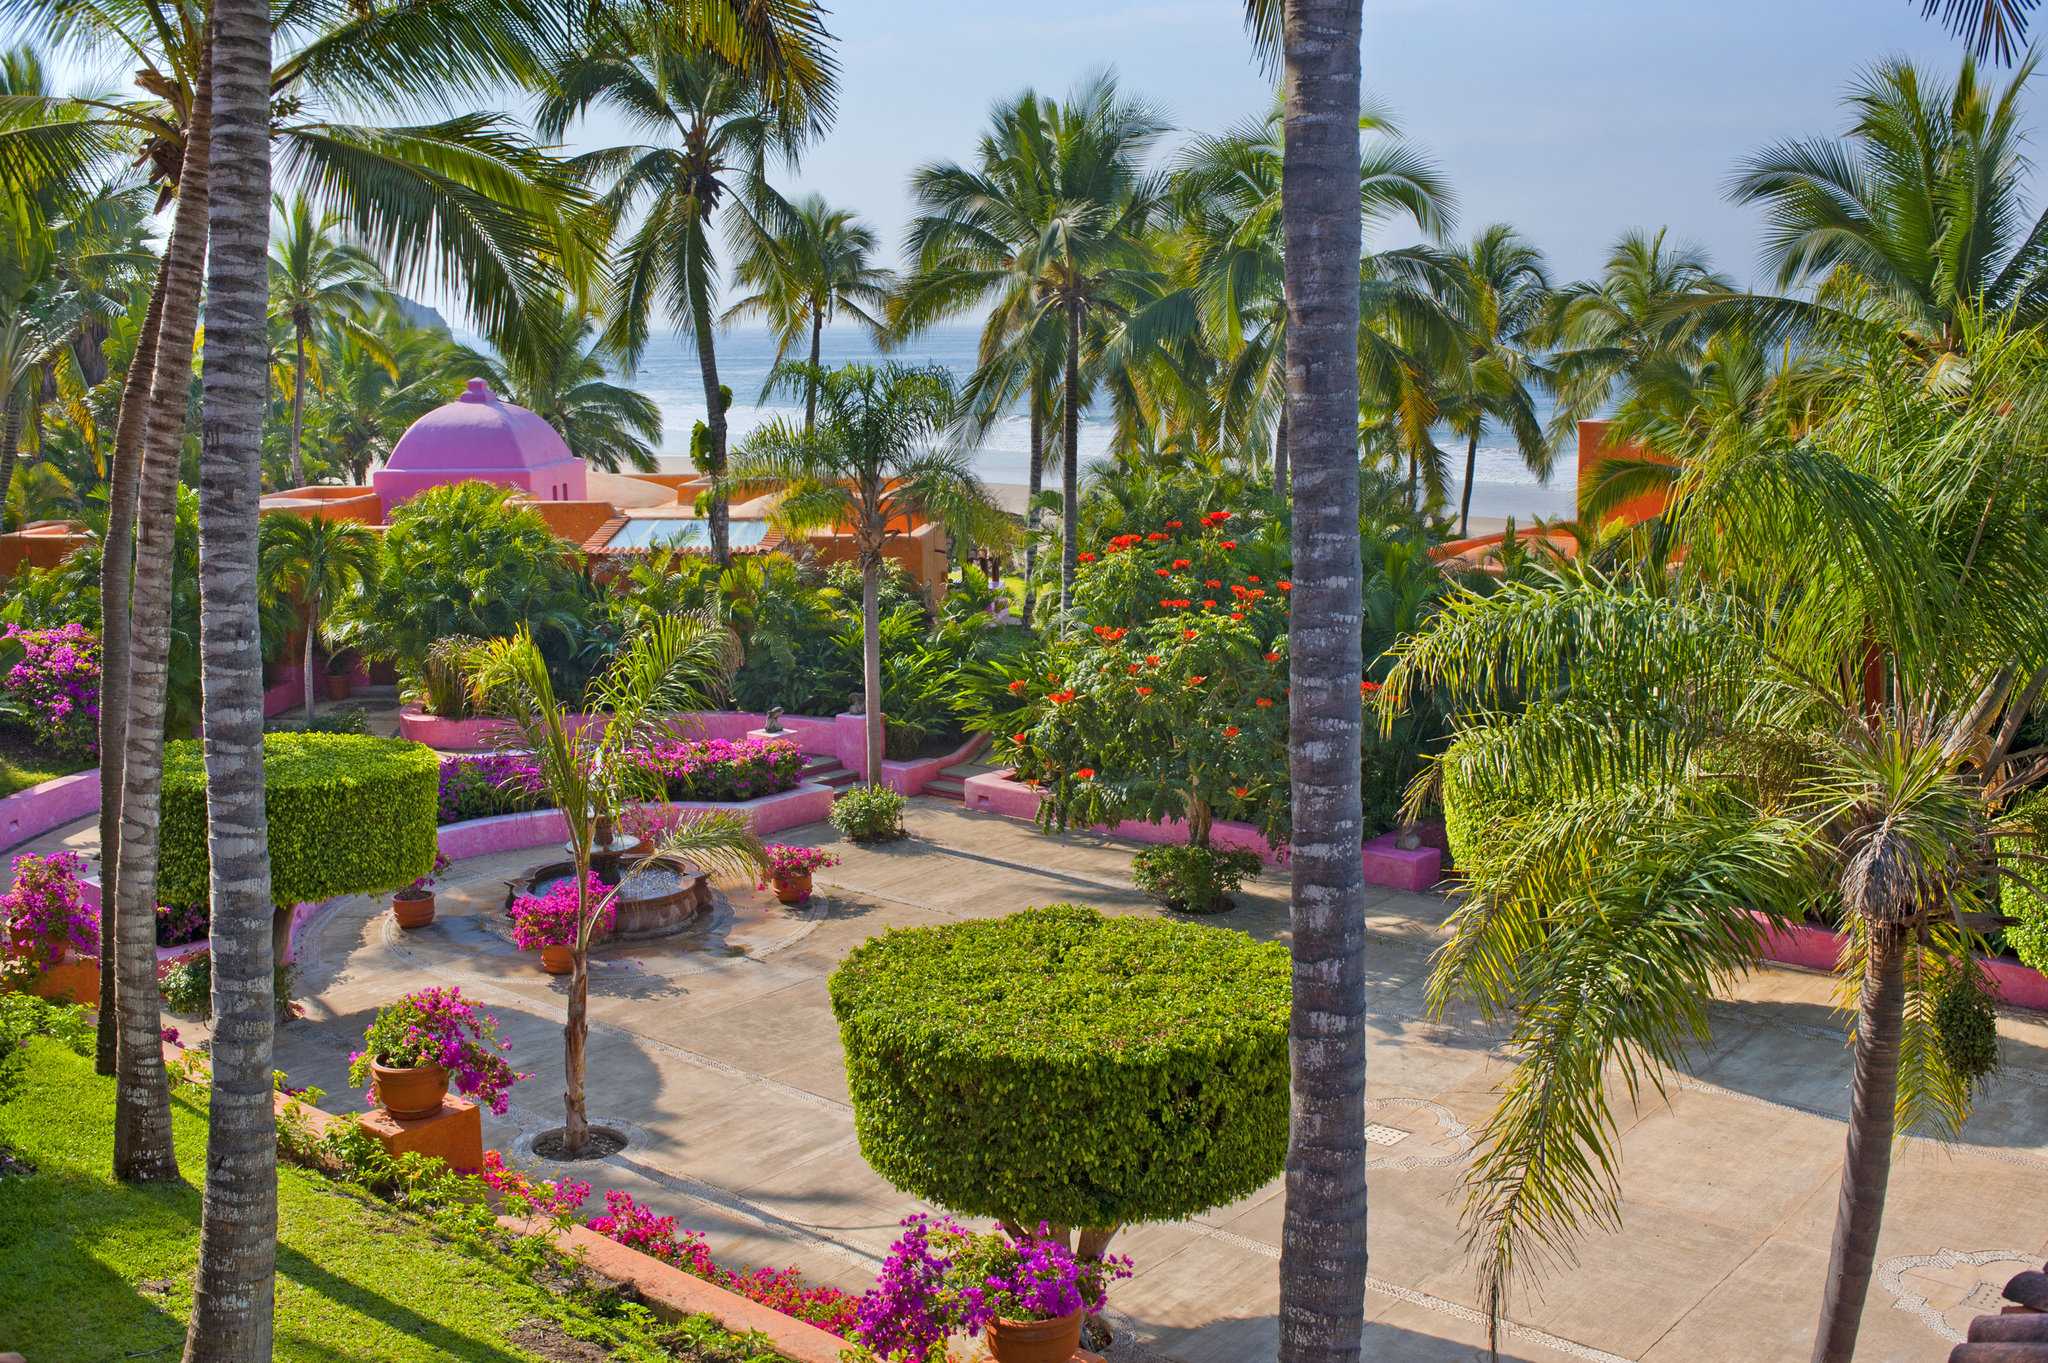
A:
940;762;997;779
814;768;859;790
923;777;967;800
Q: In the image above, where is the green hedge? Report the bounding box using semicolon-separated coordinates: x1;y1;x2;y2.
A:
159;734;439;908
828;903;1290;1228
1439;737;1512;874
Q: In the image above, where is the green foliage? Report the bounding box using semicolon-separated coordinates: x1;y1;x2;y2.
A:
1130;843;1263;914
156;952;298;1020
157;734;439;908
829;904;1290;1228
829;784;905;843
1931;965;2002;1096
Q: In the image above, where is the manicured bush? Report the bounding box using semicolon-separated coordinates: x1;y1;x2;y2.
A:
1131;843;1263;914
158;733;439;907
829;903;1290;1228
830;785;906;844
1439;736;1513;874
2000;791;2048;973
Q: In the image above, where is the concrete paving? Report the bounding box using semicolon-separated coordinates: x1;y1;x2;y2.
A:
27;799;2048;1362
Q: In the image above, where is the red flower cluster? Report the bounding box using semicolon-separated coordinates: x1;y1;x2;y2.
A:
1165;519;1184;529
1360;679;1382;695
1222;726;1240;738
1105;533;1144;553
1171;558;1192;569
1160;597;1194;609
1092;625;1127;641
1255;697;1275;708
1074;768;1096;780
1078;551;1097;563
1219;539;1237;550
1007;679;1027;693
1049;689;1077;705
1199;510;1233;528
1146;531;1170;542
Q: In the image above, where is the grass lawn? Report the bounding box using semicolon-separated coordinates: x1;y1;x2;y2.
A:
0;731;87;797
0;1038;789;1362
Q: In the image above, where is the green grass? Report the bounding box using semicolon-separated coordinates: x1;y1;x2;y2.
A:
0;1038;789;1363
0;731;87;796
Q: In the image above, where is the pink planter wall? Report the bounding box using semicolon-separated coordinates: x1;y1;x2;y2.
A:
434;783;836;861
879;732;987;797
1753;913;2048;1011
0;769;98;851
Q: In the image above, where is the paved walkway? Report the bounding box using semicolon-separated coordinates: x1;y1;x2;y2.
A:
26;800;2048;1362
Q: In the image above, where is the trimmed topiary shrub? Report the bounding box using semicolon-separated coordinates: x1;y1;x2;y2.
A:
159;733;439;907
1439;736;1514;874
1131;843;1263;914
829;903;1290;1229
829;785;906;844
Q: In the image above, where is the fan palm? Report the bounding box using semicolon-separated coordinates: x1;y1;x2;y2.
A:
539;30;808;565
257;514;379;721
1386;317;2047;1363
896;73;1167;623
310;305;466;482
467;619;766;1158
727;362;1004;782
724;192;892;431
461;293;661;473
268;194;386;487
1434;224;1554;536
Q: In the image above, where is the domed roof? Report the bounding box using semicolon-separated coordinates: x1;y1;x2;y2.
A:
385;378;575;473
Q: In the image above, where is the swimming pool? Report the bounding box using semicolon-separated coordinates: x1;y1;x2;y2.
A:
605;518;772;551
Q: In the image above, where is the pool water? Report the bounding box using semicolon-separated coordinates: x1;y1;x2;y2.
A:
605;518;771;551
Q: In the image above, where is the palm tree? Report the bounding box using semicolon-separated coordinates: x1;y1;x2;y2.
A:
460;294;662;472
1436;225;1554;536
1917;0;2037;62
1386;321;2045;1363
268;194;386;488
1239;1;1372;1358
538;31;810;565
257;515;379;721
728;362;1004;782
724;192;892;431
183;0;280;1350
1729;55;2046;364
310;307;467;483
897;74;1168;623
467;619;766;1158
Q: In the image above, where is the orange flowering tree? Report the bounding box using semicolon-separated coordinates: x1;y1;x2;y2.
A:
999;509;1298;848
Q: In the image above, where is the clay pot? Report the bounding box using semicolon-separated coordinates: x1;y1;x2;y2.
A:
371;1061;448;1119
391;891;435;929
771;869;813;905
323;671;353;701
41;938;68;967
539;944;575;975
985;1309;1083;1363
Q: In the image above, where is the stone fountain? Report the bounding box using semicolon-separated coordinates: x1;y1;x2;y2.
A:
508;812;712;942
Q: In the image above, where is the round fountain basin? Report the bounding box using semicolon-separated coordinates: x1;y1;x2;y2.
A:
512;855;711;942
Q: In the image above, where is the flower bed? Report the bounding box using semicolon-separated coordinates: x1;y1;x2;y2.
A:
622;736;803;803
436;752;545;823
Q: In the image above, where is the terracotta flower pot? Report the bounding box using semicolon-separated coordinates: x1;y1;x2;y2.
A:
539;944;574;975
371;1061;449;1119
323;672;353;701
41;938;68;967
771;869;813;905
985;1309;1083;1363
391;891;435;929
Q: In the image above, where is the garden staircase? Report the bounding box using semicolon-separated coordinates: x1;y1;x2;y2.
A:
800;754;860;790
921;760;999;801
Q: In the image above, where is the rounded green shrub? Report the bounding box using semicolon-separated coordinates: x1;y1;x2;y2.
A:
158;733;439;907
2000;792;2048;974
829;784;906;844
1439;738;1513;874
1131;843;1263;914
829;903;1290;1228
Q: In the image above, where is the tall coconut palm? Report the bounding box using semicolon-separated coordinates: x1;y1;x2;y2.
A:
1435;225;1554;536
728;362;1005;782
467;618;766;1157
311;306;467;482
460;293;662;472
1919;0;2036;65
257;514;379;721
539;31;810;566
1387;320;2046;1363
724;192;892;431
1243;0;1372;1359
183;0;279;1347
897;74;1167;624
268;194;386;487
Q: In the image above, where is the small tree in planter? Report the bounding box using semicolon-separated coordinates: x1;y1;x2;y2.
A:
346;986;523;1119
467;617;766;1157
830;905;1289;1279
511;872;618;973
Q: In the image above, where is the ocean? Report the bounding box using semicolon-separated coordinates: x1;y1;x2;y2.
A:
609;322;1579;522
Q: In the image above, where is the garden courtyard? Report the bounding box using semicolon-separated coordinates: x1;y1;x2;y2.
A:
18;791;2048;1363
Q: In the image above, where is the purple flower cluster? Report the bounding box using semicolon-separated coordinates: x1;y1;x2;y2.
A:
0;851;95;971
854;1216;1132;1355
509;871;616;951
155;902;209;948
437;752;546;823
623;736;803;803
1;623;100;759
346;986;526;1116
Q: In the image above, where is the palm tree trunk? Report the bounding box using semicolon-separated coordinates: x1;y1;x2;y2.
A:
288;322;309;487
563;855;594;1156
0;391;22;530
1274;404;1291;499
112;45;213;1188
183;0;279;1347
1458;427;1480;537
691;296;730;566
861;550;884;783
1060;296;1081;627
95;256;171;1075
1276;2;1369;1361
301;604;317;721
805;311;822;433
1022;383;1044;631
1809;921;1907;1363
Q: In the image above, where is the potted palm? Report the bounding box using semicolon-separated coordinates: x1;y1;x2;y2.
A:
391;854;448;929
347;987;523;1119
323;650;355;702
759;844;839;905
511;872;615;975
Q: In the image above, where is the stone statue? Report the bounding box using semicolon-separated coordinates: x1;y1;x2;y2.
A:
764;706;784;734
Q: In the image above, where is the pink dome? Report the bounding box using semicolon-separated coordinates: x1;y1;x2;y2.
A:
373;378;586;513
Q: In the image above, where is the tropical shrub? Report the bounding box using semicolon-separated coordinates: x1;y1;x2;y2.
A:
622;736;803;802
829;904;1290;1229
436;751;546;823
0;851;94;973
830;785;906;843
510;872;617;951
154;902;209;948
155;951;299;1020
414;635;483;718
346;986;524;1115
158;733;439;907
0;624;99;758
1130;843;1263;914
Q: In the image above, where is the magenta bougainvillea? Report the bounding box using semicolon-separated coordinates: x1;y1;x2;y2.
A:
758;844;839;887
346;987;525;1115
0;850;95;972
622;736;803;803
508;871;616;951
0;623;100;759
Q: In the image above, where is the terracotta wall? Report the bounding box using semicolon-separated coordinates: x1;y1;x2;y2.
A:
257;486;387;525
0;524;91;577
527;499;619;546
1577;419;1674;528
